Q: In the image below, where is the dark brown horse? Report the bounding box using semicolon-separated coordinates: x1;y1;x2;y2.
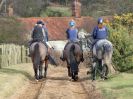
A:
64;42;83;81
29;41;49;80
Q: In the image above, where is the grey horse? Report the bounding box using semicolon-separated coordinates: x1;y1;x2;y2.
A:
86;35;114;80
30;42;57;80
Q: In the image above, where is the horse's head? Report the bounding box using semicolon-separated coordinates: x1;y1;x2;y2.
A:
84;34;93;49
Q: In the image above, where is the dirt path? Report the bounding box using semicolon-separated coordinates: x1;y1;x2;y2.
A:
10;66;102;99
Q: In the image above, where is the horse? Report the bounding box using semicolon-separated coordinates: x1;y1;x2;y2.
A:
63;42;83;81
85;35;114;80
30;41;57;80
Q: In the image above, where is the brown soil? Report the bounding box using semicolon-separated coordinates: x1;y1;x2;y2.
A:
10;65;102;99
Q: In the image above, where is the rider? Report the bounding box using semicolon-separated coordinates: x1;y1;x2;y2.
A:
91;17;109;49
28;20;52;56
60;20;84;62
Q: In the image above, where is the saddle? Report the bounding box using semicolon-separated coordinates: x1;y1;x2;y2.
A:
65;41;82;50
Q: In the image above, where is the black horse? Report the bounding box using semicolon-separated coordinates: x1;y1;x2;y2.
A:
63;43;83;81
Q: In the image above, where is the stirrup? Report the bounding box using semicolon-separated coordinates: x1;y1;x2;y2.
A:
81;57;84;62
28;54;31;57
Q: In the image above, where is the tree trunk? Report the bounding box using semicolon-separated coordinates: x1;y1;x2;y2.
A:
0;0;6;11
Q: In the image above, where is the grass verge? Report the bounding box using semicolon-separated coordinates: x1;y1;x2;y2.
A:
97;73;133;99
0;63;33;99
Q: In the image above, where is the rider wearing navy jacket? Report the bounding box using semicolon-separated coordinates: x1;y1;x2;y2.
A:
31;20;49;44
28;20;52;57
92;18;108;48
60;20;84;62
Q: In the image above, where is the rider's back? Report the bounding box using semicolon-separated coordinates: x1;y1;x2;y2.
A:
32;25;44;41
93;26;108;39
66;28;78;42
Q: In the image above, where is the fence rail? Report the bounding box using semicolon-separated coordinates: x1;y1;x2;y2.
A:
0;44;31;68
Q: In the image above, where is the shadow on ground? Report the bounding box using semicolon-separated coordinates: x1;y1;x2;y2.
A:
0;68;33;80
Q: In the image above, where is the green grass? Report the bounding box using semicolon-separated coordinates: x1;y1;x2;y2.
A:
97;73;133;99
0;17;25;43
0;63;33;99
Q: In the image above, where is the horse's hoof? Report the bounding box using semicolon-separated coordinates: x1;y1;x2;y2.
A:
92;78;96;81
74;75;79;81
68;73;72;77
68;74;71;77
70;78;75;82
39;76;43;79
43;75;47;78
102;78;105;81
35;76;39;81
104;76;108;80
87;71;91;75
81;58;84;62
35;79;39;82
103;77;108;80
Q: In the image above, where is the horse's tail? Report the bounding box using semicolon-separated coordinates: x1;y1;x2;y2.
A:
103;43;115;73
34;43;41;66
103;43;112;62
70;44;78;73
70;44;75;52
103;43;112;53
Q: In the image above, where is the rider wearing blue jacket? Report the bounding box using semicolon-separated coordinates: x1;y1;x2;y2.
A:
92;18;108;48
60;20;84;62
66;23;79;42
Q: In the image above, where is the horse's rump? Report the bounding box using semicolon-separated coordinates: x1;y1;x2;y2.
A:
93;39;113;59
65;42;82;63
30;42;48;61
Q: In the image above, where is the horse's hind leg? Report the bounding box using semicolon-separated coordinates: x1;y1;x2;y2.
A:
67;66;71;77
91;62;97;81
44;59;48;78
39;62;43;79
33;64;39;80
74;72;79;81
101;64;108;80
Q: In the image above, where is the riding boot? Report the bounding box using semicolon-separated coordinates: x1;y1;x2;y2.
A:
78;42;84;62
60;42;70;61
28;41;32;57
80;53;84;62
28;48;31;57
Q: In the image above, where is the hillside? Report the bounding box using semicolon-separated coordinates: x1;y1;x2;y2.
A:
0;0;133;17
81;0;133;17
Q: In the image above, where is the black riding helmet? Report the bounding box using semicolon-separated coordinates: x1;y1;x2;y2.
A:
36;20;44;25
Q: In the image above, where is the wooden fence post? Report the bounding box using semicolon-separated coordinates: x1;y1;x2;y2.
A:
0;44;31;68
